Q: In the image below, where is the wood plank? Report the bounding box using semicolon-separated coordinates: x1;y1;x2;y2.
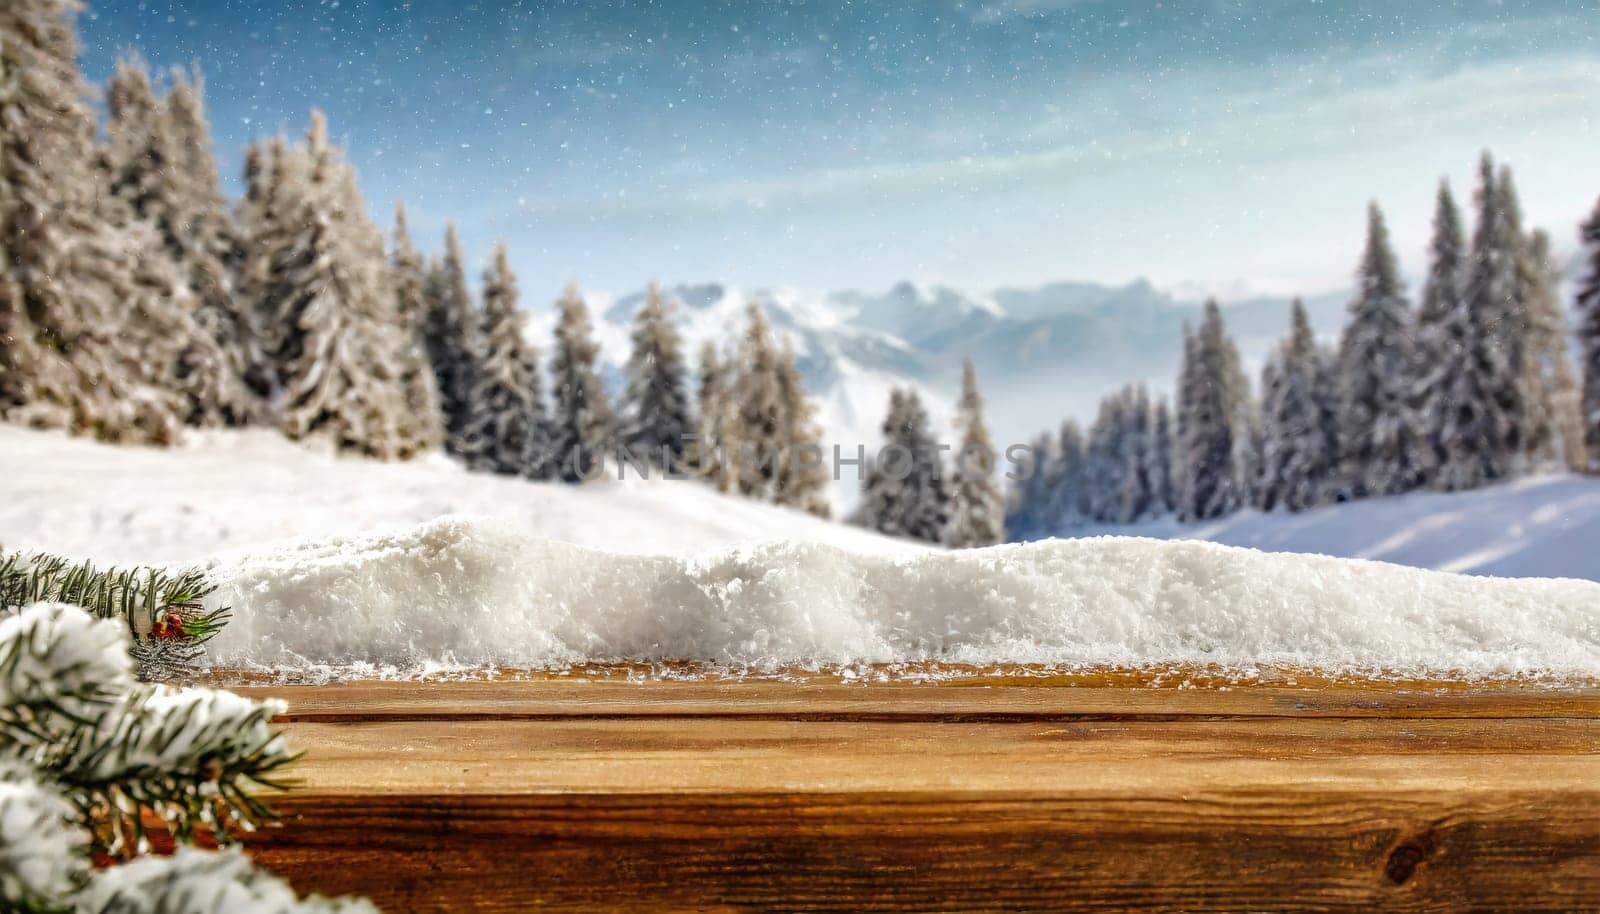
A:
225;679;1600;911
268;717;1600;794
250;789;1600;913
233;677;1600;722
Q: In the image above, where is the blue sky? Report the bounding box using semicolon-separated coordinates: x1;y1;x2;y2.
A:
78;0;1600;304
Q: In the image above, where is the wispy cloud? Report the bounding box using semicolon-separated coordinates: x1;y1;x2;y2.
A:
509;50;1600;227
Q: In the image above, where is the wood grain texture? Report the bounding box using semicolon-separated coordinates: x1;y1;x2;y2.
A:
235;677;1600;722
229;678;1600;912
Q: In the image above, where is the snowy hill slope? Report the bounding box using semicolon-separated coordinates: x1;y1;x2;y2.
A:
0;426;921;565
1062;475;1600;582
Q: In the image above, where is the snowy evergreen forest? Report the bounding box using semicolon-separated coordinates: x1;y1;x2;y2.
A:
1007;160;1600;537
0;0;874;526
8;0;1600;556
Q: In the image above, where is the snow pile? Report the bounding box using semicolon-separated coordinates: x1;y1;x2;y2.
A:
204;516;1600;679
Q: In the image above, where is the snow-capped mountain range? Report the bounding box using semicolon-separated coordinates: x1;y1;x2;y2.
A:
528;278;1350;504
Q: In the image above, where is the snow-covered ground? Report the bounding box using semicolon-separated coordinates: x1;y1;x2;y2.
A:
1065;475;1600;582
0;425;918;564
6;425;1600;680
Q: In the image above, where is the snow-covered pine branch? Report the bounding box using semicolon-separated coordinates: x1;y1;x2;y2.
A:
0;551;229;682
0;603;373;913
0;604;284;857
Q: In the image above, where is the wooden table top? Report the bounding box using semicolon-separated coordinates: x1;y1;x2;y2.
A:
229;674;1600;913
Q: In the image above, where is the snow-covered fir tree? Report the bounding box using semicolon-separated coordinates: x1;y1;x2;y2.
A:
1046;419;1090;528
1176;301;1246;520
1252;354;1282;507
1004;429;1057;538
390;204;430;333
1577;196;1600;474
621;283;693;471
104;58;260;427
102;57;231;430
1257;299;1338;512
1081;384;1163;524
1147;397;1176;516
943;359;1004;548
732;303;785;500
1427;178;1510;493
1171;324;1196;513
712;370;745;496
1233;391;1264;510
897;390;951;543
1082;394;1124;523
1084;386;1147;523
1513;224;1581;471
548;282;614;482
1460;153;1523;477
464;243;543;475
93;169;200;441
327;131;433;458
103;54;170;227
773;335;831;517
164;67;268;425
1410;180;1493;490
1122;384;1156;522
423;223;485;458
0;1;191;443
855;389;909;536
234;135;292;404
1006;420;1105;539
692;340;731;483
1496;164;1543;470
856;388;948;543
387;203;445;456
1521;228;1587;474
252;111;415;457
1337;203;1423;498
